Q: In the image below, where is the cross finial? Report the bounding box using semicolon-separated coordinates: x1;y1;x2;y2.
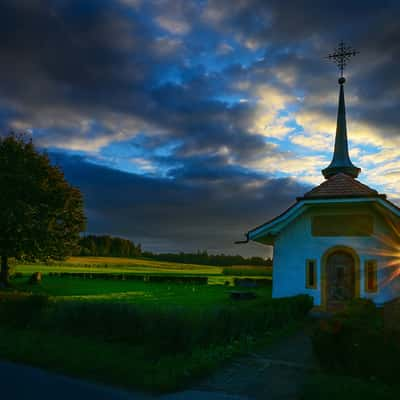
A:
326;41;359;80
322;41;361;180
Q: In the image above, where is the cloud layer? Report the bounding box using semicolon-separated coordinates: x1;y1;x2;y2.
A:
1;0;400;254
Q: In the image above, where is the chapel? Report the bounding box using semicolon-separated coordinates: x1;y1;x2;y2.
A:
245;44;400;308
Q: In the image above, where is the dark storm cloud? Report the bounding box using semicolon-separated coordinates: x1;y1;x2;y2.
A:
149;81;273;162
0;0;187;138
0;1;134;100
2;0;400;254
52;152;308;255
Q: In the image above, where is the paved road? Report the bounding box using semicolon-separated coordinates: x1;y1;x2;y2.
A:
0;360;245;400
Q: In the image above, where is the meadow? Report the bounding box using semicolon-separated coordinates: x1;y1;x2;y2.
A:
0;256;312;393
13;255;272;286
10;275;272;307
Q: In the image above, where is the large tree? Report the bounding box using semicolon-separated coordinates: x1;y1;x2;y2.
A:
0;134;86;284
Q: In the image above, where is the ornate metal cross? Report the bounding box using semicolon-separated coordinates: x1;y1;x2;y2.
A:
327;41;359;77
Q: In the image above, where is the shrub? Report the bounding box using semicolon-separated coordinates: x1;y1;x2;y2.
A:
233;278;272;287
44;272;208;284
9;272;23;280
311;299;400;384
301;373;400;400
223;266;272;276
0;294;312;356
0;293;49;328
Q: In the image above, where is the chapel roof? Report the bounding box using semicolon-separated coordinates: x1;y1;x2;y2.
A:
299;173;383;200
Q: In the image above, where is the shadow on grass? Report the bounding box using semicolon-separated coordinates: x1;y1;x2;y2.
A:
0;291;311;392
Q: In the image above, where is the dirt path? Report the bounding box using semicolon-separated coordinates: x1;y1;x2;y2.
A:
187;328;317;400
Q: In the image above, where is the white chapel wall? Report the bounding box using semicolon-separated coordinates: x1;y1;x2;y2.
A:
271;204;400;306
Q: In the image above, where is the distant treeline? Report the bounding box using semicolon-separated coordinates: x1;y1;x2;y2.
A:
77;235;272;267
142;251;272;267
79;235;142;258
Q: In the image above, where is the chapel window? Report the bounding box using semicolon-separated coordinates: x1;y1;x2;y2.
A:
365;260;378;293
306;259;317;289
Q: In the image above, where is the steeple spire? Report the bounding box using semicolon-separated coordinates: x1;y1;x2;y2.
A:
322;42;361;179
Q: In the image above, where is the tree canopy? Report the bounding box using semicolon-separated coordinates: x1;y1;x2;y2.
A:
0;134;86;283
78;235;141;258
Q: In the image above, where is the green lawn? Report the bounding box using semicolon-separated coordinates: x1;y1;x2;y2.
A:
0;258;297;393
10;275;272;307
0;285;310;392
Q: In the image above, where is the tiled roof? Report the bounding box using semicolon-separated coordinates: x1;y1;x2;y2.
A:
302;173;380;199
247;173;400;243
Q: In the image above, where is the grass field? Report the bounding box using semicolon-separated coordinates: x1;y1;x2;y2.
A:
64;256;224;273
14;256;272;285
10;275;272;307
0;256;293;393
0;288;310;392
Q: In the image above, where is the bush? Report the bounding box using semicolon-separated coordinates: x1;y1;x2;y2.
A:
301;373;400;400
311;299;400;384
9;272;23;280
0;294;312;356
223;266;272;276
0;294;49;328
46;272;208;284
234;278;272;287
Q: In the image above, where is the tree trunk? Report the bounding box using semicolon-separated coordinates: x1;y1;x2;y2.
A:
0;255;9;286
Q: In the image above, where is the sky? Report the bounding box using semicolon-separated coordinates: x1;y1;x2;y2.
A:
1;0;400;257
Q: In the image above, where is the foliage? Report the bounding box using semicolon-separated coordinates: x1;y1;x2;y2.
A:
47;271;209;284
0;289;311;391
301;373;400;400
78;235;141;257
0;275;312;391
233;277;272;287
143;250;273;267
311;299;400;384
223;265;272;276
0;321;301;393
0;134;86;283
0;291;312;354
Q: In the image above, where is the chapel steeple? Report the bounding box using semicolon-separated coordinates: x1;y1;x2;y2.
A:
322;42;361;179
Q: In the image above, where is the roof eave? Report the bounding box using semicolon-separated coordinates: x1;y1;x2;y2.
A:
296;193;387;201
247;196;400;244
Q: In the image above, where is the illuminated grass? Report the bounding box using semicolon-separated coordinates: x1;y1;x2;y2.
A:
10;276;272;307
66;256;223;273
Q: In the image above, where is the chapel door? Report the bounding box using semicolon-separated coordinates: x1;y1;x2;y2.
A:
326;251;355;306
